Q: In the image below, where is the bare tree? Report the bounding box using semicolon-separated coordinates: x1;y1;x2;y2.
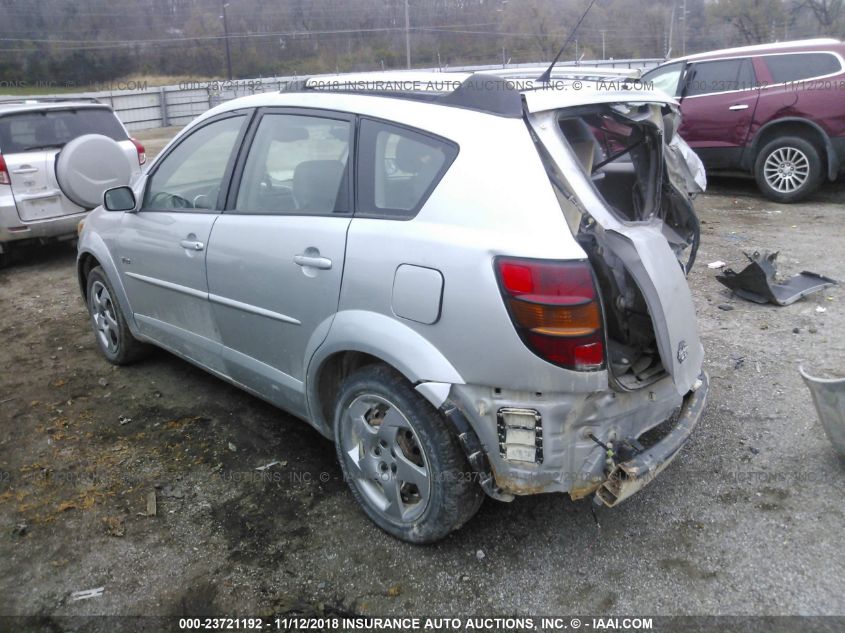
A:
709;0;787;43
800;0;844;33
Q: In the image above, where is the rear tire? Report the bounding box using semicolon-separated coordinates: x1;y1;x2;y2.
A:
754;136;823;203
86;266;150;365
333;364;483;543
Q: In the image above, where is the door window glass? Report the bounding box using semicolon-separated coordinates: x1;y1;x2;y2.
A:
685;59;747;96
643;62;685;97
143;115;244;211
234;114;351;215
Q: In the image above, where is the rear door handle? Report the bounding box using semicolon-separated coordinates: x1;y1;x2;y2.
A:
729;104;749;111
12;167;38;174
294;254;332;270
179;239;204;251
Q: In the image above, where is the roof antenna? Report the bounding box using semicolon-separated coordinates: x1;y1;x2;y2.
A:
537;0;598;83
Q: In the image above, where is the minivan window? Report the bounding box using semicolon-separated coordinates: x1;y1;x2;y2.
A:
234;114;351;215
685;58;756;96
0;107;127;154
143;115;244;211
357;119;457;219
764;53;842;83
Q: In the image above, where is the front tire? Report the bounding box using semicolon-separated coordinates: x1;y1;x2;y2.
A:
86;266;150;365
333;364;483;543
754;136;823;203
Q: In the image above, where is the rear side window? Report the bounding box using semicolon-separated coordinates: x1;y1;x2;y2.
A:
685;58;757;96
764;53;842;83
357;119;457;219
0;108;127;154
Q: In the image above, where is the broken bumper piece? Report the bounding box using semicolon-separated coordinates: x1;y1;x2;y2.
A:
716;250;837;306
800;367;845;460
595;372;709;507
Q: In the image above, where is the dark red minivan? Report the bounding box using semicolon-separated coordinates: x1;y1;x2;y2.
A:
643;38;845;202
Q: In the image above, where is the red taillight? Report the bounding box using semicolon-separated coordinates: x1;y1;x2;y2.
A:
130;138;146;165
0;154;10;185
496;257;605;371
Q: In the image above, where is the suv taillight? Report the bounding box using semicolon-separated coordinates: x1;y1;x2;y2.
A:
130;138;146;165
0;154;9;185
495;257;605;371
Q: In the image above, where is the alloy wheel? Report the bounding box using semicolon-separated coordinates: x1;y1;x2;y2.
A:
340;394;431;523
763;146;810;194
89;280;120;355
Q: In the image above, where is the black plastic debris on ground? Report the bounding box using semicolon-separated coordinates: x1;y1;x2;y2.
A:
716;250;837;306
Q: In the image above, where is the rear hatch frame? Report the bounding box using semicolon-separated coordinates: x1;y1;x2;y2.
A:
526;101;704;396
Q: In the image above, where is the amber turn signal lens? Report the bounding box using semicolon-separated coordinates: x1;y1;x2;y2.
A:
509;297;601;337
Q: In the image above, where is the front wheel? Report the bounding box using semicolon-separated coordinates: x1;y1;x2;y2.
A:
333;365;483;543
86;266;150;365
754;136;823;203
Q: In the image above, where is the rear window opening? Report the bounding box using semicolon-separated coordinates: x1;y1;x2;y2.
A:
0;107;127;154
558;105;662;224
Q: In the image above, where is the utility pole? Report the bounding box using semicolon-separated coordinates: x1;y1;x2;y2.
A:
681;0;687;57
600;29;606;60
405;0;411;69
667;4;676;58
221;1;233;80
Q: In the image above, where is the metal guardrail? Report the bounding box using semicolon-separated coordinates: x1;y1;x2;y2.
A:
9;59;662;132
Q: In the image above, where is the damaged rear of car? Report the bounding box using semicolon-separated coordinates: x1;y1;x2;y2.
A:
444;81;709;509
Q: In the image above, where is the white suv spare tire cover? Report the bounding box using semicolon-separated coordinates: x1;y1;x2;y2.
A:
56;134;134;209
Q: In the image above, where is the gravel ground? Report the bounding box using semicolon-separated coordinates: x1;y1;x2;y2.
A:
0;155;844;624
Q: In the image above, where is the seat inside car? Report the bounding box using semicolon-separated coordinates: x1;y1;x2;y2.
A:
292;159;346;214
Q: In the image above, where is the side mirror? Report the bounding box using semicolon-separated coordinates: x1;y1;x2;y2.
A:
103;186;136;212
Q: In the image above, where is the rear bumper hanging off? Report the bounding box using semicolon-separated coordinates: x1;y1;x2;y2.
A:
595;372;709;507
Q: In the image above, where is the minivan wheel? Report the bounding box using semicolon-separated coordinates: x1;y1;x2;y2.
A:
86;266;149;365
333;365;483;543
754;136;823;203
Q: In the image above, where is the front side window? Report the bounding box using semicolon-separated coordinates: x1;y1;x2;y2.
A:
643;62;685;97
357;119;457;219
764;53;842;83
143;115;245;211
685;59;755;96
234;114;351;215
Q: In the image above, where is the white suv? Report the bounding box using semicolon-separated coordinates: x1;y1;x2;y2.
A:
0;99;144;266
77;70;709;543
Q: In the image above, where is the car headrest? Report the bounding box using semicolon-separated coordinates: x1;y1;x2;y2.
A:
394;136;439;175
292;160;346;213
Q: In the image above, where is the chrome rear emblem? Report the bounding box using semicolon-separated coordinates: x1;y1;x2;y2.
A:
677;340;689;363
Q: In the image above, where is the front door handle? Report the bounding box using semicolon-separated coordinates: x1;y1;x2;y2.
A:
729;104;749;111
179;239;204;251
294;254;332;270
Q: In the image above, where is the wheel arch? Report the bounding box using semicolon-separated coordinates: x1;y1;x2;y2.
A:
77;251;101;299
745;118;838;181
305;310;464;438
76;231;140;337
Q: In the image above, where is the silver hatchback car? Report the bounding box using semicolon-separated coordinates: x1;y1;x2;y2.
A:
77;70;709;543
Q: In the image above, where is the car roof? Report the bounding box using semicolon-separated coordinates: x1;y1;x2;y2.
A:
244;69;673;119
667;38;843;64
0;99;110;116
